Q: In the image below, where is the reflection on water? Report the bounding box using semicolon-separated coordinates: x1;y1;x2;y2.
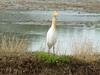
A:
0;10;100;54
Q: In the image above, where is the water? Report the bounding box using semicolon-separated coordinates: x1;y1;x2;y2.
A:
0;10;100;54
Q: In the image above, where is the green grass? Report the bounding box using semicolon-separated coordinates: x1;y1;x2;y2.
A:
34;51;72;64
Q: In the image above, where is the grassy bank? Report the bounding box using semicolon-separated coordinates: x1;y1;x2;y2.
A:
0;32;99;75
0;51;99;75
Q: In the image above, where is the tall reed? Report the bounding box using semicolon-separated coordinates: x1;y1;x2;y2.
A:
71;39;100;62
0;32;28;55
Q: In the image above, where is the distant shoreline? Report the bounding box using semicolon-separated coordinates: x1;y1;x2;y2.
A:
0;0;100;13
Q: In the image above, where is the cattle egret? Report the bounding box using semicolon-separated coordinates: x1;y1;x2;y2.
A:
46;11;59;54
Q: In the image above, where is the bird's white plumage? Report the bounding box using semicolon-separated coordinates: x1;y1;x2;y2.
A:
46;11;59;53
47;27;57;49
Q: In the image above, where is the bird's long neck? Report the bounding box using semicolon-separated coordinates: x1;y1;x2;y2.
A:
51;16;56;31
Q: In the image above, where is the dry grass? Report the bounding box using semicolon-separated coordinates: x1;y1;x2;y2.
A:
0;32;99;62
72;39;100;62
0;32;28;55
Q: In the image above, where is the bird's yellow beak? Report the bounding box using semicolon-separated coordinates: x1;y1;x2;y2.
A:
52;11;59;16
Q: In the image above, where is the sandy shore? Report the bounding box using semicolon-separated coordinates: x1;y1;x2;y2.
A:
0;0;100;12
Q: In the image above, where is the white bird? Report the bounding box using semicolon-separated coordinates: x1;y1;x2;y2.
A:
46;11;59;54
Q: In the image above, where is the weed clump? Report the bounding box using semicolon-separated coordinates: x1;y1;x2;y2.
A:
34;51;72;64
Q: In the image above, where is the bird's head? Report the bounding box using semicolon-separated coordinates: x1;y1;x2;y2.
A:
52;11;59;17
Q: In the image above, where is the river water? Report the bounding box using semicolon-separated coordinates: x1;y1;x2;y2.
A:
0;10;100;54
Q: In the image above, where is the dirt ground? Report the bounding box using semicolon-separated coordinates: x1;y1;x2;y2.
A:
0;0;100;12
0;53;99;75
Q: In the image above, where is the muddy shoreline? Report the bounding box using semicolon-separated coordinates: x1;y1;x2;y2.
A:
0;53;99;75
0;0;100;13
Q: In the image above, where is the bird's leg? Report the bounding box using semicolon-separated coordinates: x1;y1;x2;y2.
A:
48;48;50;54
53;46;55;55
